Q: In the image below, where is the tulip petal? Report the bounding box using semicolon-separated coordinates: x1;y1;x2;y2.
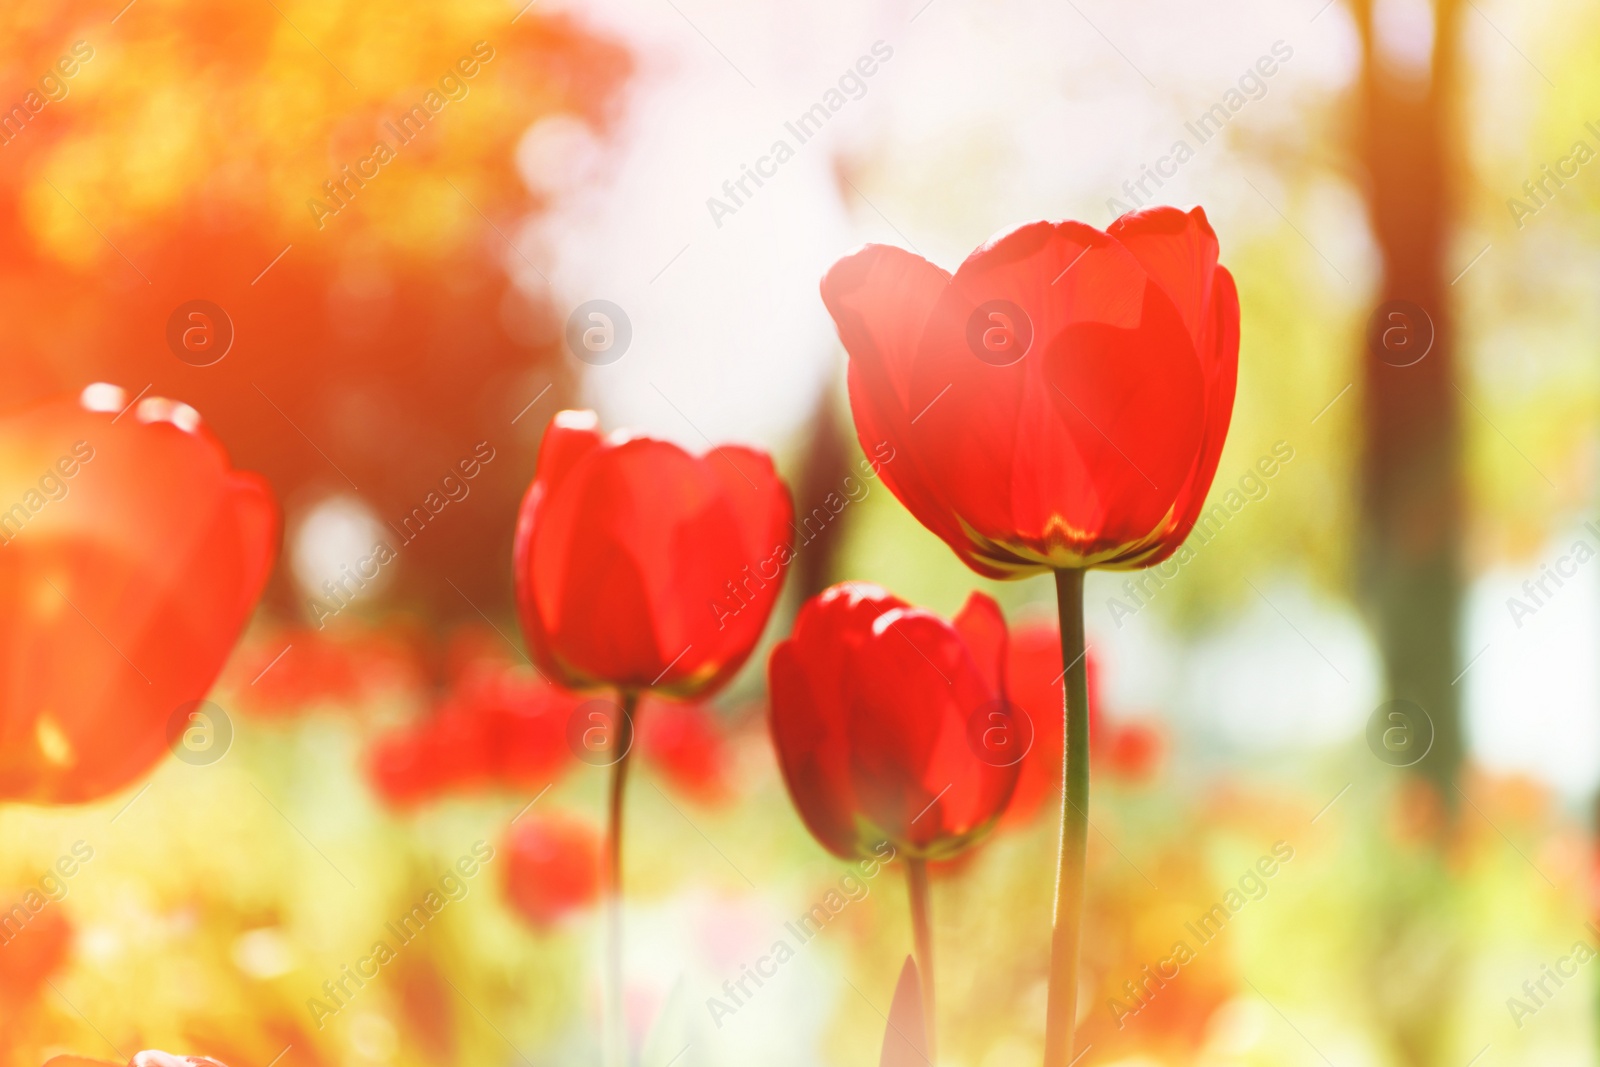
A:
824;245;975;561
950;591;1007;696
1106;205;1220;354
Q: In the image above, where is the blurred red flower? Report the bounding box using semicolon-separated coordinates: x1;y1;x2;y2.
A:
821;206;1238;579
229;625;424;718
0;385;277;804
369;669;580;806
513;410;792;700
0;901;70;1007
1004;622;1163;825
369;666;736;808
637;697;732;804
768;583;1018;860
504;813;603;928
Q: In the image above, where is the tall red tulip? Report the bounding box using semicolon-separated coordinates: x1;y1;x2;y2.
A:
0;385;278;804
821;206;1237;578
514;409;792;700
513;408;792;1067
822;206;1238;1066
769;581;1017;1057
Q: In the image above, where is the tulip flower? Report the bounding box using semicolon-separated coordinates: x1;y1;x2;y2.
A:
769;582;1017;1057
0;384;278;804
514;409;793;700
513;409;792;1067
504;812;603;928
822;206;1237;1065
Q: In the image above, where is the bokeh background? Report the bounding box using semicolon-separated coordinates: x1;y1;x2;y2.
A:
0;0;1595;1064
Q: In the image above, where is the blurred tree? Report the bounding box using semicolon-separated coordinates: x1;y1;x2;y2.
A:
0;0;630;625
1349;0;1466;806
1348;7;1468;1067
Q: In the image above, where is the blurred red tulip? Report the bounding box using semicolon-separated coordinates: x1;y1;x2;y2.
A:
369;668;580;806
1004;622;1162;825
768;583;1018;860
821;206;1238;579
0;384;278;804
0;901;70;1005
513;410;793;700
504;813;602;928
637;697;731;804
230;626;423;718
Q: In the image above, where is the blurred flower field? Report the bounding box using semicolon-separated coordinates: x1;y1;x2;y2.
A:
0;610;1586;1066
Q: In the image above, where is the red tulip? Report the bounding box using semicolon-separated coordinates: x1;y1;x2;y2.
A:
513;410;793;700
768;583;1017;860
504;813;602;928
0;385;278;804
369;668;579;806
821;206;1238;578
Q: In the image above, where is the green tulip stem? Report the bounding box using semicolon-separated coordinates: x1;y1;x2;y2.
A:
906;854;937;1063
604;689;638;1067
1043;568;1090;1067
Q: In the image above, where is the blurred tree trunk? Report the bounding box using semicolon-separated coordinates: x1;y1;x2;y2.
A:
1348;6;1467;1066
1350;0;1467;805
792;396;853;602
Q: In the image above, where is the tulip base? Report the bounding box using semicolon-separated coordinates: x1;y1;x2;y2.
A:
1043;568;1090;1067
